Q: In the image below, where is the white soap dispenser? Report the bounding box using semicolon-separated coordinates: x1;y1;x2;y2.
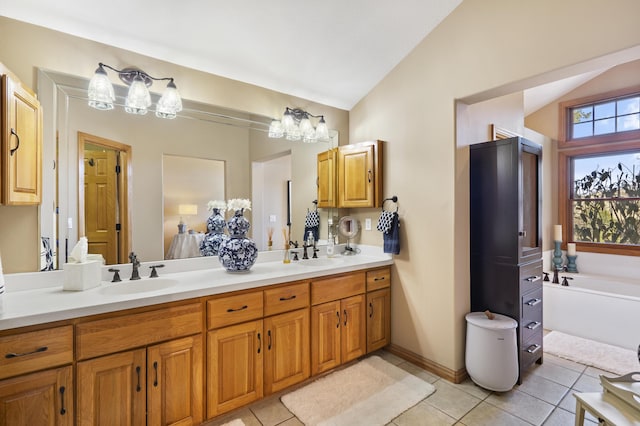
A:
326;219;335;257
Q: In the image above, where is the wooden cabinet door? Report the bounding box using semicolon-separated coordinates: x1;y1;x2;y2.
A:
338;143;375;208
264;308;310;395
311;301;341;375
341;295;366;363
0;366;72;426
317;148;336;208
148;335;203;426
207;320;263;418
77;349;146;426
367;288;391;353
1;75;42;205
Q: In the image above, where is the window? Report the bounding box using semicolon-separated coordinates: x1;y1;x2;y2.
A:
571;95;640;139
559;88;640;256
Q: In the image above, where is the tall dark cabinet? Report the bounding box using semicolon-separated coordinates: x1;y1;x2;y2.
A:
469;136;543;383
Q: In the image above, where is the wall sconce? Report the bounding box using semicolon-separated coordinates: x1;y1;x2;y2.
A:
268;107;330;143
88;62;183;119
178;204;198;233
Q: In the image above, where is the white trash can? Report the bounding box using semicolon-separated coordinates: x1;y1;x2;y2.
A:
465;311;518;392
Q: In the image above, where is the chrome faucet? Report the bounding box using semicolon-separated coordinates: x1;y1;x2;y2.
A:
129;252;141;280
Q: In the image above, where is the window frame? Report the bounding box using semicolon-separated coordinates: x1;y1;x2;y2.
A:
558;87;640;257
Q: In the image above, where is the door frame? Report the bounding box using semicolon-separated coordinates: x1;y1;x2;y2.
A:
77;132;132;264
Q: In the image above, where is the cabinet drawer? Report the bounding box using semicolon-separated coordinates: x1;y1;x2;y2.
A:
519;261;543;294
366;267;391;291
76;303;202;360
521;288;542;342
311;272;366;305
264;282;309;317
208;291;263;329
0;325;73;380
520;332;543;370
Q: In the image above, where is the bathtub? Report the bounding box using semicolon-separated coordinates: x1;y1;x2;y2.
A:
543;274;640;350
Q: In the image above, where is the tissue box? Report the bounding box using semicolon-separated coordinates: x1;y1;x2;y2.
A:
63;260;102;291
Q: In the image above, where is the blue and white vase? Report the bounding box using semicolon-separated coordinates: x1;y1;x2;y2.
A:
200;208;227;256
218;209;258;272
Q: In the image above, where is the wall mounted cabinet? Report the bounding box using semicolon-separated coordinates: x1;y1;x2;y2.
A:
470;136;543;383
1;64;42;205
317;140;383;208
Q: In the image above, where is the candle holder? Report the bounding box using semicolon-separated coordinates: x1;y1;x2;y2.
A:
552;240;563;271
566;255;578;273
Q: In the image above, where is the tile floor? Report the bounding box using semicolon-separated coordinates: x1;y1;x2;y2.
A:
204;349;609;426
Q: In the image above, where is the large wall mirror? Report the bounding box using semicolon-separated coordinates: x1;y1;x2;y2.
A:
37;68;338;271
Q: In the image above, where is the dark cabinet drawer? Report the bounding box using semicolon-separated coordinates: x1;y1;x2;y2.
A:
519;260;543;294
520;331;543;370
521;288;542;343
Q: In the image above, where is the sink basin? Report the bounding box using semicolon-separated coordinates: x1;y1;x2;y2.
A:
100;278;178;295
296;258;344;267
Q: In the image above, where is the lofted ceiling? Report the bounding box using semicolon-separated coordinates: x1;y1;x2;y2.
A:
0;0;464;110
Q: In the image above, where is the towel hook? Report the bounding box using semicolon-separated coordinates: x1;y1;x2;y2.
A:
382;196;398;212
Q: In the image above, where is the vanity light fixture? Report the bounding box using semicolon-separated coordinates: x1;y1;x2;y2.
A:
87;63;183;119
268;107;330;143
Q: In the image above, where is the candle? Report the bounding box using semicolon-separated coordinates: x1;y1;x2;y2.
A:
553;225;562;242
567;243;576;256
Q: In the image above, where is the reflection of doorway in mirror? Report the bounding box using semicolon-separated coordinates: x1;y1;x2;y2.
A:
78;132;132;265
252;154;292;251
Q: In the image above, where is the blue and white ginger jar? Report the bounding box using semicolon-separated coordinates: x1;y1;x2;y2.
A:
218;209;258;272
200;208;227;256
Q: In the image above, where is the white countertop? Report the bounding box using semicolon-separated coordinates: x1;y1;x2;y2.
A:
1;245;393;331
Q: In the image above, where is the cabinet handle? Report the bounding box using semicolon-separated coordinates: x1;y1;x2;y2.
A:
369;302;374;318
257;333;261;353
9;128;20;156
279;295;296;301
5;345;48;358
526;321;541;330
268;330;272;350
336;311;340;328
343;309;348;326
526;344;541;354
59;386;67;415
153;361;158;387
525;298;541;307
368;169;372;183
227;305;248;313
525;276;541;282
135;366;141;392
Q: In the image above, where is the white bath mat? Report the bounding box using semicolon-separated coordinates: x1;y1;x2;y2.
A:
544;331;639;375
281;355;435;426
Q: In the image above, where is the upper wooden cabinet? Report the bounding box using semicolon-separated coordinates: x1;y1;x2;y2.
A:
318;140;383;208
1;65;42;205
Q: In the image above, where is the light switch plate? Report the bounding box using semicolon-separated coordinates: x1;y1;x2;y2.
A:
365;218;372;230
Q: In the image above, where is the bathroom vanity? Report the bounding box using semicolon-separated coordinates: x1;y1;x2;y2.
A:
0;249;392;425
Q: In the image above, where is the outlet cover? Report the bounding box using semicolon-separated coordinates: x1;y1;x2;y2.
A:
365;218;372;230
269;215;277;223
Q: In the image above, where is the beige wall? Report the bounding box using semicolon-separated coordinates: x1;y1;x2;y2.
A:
349;0;640;372
0;16;349;273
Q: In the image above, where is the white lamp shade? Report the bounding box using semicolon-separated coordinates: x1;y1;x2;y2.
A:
298;116;313;134
156;82;182;119
315;118;330;141
286;123;302;141
282;111;295;133
125;76;151;115
268;119;284;138
178;204;198;215
88;67;115;110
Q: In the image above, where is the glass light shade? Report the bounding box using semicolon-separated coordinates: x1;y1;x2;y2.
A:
87;66;115;110
125;75;151;115
298;116;313;134
282;110;295;133
268;119;284;138
302;128;317;143
155;81;183;119
315;117;330;141
285;123;302;141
